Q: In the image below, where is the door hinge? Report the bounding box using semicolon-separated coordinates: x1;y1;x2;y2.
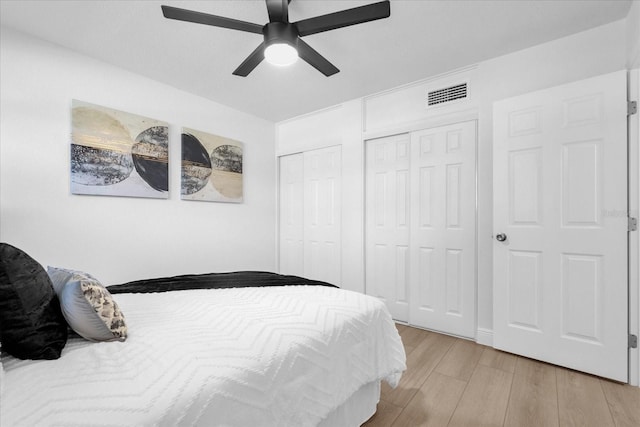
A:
630;217;638;232
629;100;638;116
631;334;638;349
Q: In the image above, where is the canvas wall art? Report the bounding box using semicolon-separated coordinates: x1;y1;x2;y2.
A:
181;127;243;203
71;100;169;198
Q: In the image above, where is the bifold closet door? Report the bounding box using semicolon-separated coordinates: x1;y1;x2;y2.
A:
365;121;477;337
409;121;477;338
365;133;411;322
303;146;342;286
279;153;304;277
278;147;342;286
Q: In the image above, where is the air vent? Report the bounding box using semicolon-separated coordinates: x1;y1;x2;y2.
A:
427;83;468;106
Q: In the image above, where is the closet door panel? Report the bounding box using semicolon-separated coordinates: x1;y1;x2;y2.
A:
365;134;411;321
365;123;476;334
278;154;304;277
410;121;476;338
304;146;342;286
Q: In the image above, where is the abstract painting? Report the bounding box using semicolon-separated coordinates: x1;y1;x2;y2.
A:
71;100;169;198
181;127;243;203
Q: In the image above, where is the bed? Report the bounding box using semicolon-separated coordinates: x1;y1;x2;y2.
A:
0;244;406;427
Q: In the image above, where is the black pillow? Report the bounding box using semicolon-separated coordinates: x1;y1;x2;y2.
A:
0;243;68;359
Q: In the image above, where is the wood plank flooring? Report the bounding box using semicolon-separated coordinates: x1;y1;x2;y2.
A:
363;324;640;427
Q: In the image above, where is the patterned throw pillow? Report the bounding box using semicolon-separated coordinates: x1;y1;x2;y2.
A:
48;266;98;295
47;267;127;342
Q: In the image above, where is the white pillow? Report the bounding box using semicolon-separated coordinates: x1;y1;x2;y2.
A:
47;267;127;342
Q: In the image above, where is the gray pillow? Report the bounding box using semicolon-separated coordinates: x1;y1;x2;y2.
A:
47;267;127;342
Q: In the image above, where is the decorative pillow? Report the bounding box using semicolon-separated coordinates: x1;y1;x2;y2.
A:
47;266;98;295
47;267;127;342
0;243;68;359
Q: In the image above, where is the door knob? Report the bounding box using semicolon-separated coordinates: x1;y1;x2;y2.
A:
496;233;507;242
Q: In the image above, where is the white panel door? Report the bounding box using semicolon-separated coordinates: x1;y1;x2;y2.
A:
493;70;628;381
365;134;411;322
304;146;342;286
409;121;477;338
278;154;304;277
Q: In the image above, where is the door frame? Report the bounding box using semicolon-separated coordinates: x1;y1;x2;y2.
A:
629;68;639;387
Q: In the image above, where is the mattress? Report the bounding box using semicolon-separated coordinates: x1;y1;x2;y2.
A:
1;285;406;426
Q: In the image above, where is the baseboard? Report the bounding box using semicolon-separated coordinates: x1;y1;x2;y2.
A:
476;327;493;347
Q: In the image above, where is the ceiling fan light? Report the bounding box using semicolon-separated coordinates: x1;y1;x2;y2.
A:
264;43;298;66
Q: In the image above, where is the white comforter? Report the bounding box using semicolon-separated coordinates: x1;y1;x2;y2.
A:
1;285;406;427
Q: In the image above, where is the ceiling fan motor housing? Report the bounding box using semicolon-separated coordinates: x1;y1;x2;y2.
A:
263;22;299;49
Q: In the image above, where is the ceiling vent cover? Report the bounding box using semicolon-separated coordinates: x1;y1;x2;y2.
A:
427;83;468;106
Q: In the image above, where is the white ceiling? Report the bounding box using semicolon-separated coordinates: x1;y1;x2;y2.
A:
0;0;633;122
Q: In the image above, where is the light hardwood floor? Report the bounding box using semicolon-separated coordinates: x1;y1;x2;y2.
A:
363;324;640;427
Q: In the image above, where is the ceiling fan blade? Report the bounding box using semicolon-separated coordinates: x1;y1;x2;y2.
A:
161;5;263;34
233;43;267;77
295;0;390;37
297;39;339;77
266;0;288;23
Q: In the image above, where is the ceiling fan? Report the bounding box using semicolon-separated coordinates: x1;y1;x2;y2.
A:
161;0;391;77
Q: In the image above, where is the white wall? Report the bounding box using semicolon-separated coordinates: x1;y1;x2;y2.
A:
276;19;628;335
0;27;277;285
627;0;640;69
